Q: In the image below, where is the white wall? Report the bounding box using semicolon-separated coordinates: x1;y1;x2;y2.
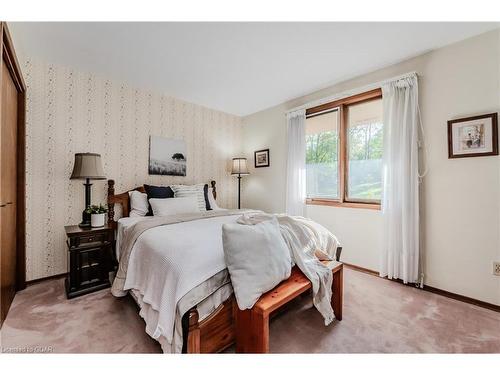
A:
242;29;500;305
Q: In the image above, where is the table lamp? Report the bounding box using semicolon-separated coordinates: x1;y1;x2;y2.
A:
70;153;106;227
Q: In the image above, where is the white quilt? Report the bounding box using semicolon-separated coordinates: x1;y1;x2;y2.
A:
112;210;255;344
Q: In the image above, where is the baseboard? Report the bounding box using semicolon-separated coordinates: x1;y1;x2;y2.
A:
343;263;500;313
422;285;500;313
343;262;379;277
26;272;67;286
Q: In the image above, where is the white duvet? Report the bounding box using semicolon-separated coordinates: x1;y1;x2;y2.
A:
115;213;247;344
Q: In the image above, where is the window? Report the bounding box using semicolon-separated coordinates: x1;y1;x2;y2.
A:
306;109;339;200
346;99;383;201
305;89;383;209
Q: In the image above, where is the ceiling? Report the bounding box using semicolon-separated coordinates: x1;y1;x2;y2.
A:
9;22;499;116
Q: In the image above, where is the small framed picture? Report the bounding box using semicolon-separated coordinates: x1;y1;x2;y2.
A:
254;149;270;168
448;113;498;158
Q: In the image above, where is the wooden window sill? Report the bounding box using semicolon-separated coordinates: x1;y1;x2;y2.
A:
306;199;381;210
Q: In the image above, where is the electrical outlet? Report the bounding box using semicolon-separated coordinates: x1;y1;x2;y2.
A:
494;262;500;276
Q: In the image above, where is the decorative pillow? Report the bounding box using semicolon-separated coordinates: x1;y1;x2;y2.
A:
149;196;200;217
170;184;209;211
208;187;222;210
203;184;211;210
128;190;149;217
222;218;292;309
143;184;175;216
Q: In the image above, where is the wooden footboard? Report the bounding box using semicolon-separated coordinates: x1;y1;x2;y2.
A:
183;297;236;353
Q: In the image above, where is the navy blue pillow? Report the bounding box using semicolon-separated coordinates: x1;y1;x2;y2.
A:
143;184;174;216
204;184;211;211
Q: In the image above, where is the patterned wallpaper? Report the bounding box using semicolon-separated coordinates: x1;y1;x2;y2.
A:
24;59;243;281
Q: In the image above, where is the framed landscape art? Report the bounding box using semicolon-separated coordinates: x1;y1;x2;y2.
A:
148;135;187;176
447;113;498;159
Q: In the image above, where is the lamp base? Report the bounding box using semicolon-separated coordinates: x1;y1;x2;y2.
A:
78;209;91;228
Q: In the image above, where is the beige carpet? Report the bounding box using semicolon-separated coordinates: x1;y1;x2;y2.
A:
1;268;499;353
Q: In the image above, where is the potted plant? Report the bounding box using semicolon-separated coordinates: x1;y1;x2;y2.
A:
86;204;108;228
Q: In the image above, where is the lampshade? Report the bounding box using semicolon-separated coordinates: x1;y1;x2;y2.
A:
231;158;249;175
70;153;106;180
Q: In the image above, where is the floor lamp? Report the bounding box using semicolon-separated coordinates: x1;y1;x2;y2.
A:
231;158;249;209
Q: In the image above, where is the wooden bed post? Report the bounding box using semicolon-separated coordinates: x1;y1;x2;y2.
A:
107;179;115;225
187;308;201;353
332;266;343;321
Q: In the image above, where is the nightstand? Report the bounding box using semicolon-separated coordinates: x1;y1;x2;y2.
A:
65;224;113;299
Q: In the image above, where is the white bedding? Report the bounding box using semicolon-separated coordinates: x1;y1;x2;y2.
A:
114;210;340;353
116;217;146;260
114;212;249;348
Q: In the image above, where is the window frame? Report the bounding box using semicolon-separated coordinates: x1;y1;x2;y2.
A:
305;88;382;210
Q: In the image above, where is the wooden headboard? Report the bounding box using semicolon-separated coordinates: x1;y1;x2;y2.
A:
107;179;217;229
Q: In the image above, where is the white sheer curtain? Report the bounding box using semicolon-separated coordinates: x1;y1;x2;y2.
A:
380;74;420;284
286;109;306;216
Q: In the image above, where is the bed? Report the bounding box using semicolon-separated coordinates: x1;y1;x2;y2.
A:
107;179;342;353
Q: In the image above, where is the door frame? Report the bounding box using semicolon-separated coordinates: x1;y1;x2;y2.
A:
1;22;26;290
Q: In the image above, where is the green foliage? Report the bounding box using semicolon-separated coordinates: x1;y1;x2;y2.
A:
347;122;383;160
306;121;384;201
85;204;108;215
306;131;338;164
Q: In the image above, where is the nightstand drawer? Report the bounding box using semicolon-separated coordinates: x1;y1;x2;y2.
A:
75;233;106;247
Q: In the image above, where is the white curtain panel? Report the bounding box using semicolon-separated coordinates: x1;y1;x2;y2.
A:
286;109;307;216
380;75;420;284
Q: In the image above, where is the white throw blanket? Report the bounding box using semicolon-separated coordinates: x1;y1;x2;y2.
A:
237;213;340;325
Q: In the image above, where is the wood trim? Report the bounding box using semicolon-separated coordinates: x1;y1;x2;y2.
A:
306;198;381;210
422;285;500;313
305;88;383;210
447;112;498;159
344;264;500;313
1;22;26;291
343;263;379;276
26;272;68;286
1;24;26;92
339;104;346;203
306;88;382;117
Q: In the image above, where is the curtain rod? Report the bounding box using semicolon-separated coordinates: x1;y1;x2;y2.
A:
286;71;417;114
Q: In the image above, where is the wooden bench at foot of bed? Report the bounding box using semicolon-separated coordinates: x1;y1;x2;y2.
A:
235;261;343;353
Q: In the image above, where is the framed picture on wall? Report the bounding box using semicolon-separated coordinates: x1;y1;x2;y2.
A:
447;113;498;158
149;135;187;176
254;149;270;168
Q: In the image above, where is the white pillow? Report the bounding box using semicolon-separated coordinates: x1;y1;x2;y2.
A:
128;190;149;217
222;218;292;309
149;196;200;216
208;187;223;210
170;184;207;211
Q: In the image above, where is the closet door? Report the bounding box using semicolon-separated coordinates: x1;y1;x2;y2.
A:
0;22;26;327
1;53;19;325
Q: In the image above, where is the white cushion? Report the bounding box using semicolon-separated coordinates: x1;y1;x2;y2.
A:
170;184;207;211
208;187;223;210
128;190;149;217
149;197;200;216
222;217;292;309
